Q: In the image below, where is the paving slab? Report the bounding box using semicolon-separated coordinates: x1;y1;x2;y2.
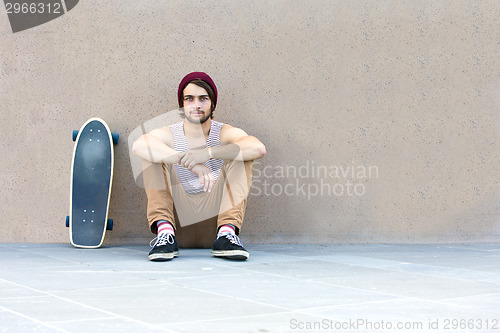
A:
0;243;498;333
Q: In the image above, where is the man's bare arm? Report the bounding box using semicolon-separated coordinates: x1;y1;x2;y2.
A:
179;125;266;169
216;124;266;161
132;127;182;164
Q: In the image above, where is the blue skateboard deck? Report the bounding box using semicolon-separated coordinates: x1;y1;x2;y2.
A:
69;118;117;248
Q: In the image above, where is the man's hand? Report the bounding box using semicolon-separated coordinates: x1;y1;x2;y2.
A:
190;164;214;192
179;148;210;170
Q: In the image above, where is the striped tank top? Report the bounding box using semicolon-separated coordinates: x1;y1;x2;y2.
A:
170;120;225;194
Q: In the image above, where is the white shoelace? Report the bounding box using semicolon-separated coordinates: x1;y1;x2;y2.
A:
150;233;175;247
223;234;243;246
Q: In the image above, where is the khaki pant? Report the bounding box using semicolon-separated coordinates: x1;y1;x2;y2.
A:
142;159;253;247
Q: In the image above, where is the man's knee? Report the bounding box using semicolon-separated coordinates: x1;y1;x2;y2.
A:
140;161;168;190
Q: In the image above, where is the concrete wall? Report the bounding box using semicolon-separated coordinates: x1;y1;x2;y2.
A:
1;0;499;244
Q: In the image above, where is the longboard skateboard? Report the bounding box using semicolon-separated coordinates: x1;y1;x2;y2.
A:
67;118;118;248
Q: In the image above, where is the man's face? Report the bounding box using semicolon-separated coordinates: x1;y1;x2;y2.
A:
182;83;212;124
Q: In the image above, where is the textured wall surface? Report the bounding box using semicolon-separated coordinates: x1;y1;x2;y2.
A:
1;1;499;244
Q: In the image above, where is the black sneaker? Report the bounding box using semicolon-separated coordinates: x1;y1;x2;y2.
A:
211;234;249;260
148;233;179;261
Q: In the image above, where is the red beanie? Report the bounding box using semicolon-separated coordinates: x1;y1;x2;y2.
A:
177;72;218;109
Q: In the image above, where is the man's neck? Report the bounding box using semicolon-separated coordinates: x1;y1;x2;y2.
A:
183;118;211;140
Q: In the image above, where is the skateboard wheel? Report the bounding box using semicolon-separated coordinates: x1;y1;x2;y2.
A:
66;216;70;228
107;219;113;231
72;130;79;141
111;133;119;144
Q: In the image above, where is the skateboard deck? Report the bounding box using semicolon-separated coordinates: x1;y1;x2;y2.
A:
68;118;118;248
